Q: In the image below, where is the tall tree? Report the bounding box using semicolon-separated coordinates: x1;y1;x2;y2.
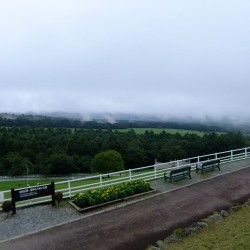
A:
91;150;124;174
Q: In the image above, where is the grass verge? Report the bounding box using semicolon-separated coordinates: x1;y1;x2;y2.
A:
166;206;250;250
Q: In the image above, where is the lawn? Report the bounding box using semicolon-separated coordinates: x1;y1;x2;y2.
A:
165;206;250;250
0;179;67;191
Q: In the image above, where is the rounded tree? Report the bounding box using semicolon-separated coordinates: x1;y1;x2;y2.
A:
91;150;124;174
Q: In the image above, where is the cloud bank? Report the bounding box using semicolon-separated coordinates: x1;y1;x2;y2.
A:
1;1;250;121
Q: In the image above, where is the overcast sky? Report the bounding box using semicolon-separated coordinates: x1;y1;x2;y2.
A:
1;1;250;121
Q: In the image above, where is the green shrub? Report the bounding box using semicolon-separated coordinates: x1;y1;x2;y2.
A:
74;193;88;207
173;227;184;236
73;180;151;208
125;186;134;196
2;201;13;213
54;192;63;205
132;180;150;194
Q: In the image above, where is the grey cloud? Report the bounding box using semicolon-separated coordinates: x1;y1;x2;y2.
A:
0;1;250;122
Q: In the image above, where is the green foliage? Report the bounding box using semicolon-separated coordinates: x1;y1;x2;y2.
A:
173;227;184;236
73;180;150;208
0;126;247;176
54;191;63;205
47;153;79;174
91;150;125;174
4;153;34;176
124;144;145;169
1;201;12;213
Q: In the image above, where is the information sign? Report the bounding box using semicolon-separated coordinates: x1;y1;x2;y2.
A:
13;184;53;202
11;182;55;214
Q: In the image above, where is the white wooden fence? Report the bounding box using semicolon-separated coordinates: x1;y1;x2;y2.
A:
0;147;250;210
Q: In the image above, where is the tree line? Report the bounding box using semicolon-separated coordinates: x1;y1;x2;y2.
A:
0;126;247;176
0;114;225;132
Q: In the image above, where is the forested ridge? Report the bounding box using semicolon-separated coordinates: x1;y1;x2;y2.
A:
0;126;246;176
0;114;225;132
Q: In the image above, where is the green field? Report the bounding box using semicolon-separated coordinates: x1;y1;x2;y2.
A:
0;179;67;191
115;128;208;136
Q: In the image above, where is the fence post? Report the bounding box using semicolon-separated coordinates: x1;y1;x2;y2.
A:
154;165;157;178
11;188;16;215
100;174;102;187
245;148;248;158
129;169;132;181
231;150;233;161
198;156;200;164
215;153;218;159
51;182;55;206
68;180;72;198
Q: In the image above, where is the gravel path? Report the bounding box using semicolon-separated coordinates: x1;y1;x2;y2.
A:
0;203;84;242
1;158;250;244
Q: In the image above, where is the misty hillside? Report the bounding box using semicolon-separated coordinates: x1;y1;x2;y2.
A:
0;112;249;134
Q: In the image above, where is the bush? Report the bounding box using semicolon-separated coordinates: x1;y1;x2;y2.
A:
173;227;184;236
54;192;63;205
91;150;125;174
73;180;151;208
132;180;150;194
2;201;13;213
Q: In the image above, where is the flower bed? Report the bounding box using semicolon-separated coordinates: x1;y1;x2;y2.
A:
69;180;156;212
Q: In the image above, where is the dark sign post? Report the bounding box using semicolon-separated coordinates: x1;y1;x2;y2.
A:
11;182;55;214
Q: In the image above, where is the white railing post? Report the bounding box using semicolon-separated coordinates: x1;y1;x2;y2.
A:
231;150;233;161
215;153;218;159
129;169;132;181
198;156;200;164
154;165;157;178
68;180;72;198
245;148;248;158
100;174;102;187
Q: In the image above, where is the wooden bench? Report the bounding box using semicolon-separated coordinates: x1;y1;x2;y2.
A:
164;166;191;183
196;159;220;174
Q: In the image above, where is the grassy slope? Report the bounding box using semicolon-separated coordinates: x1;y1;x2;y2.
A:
166;206;250;250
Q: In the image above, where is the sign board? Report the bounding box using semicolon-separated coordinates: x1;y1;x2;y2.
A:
0;192;4;202
11;182;55;214
13;184;53;202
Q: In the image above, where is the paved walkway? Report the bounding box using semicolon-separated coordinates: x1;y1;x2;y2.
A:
1;159;250;250
150;158;250;192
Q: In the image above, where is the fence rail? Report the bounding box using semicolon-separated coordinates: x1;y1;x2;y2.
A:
1;147;250;210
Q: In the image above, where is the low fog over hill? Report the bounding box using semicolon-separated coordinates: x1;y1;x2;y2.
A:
1;112;250;134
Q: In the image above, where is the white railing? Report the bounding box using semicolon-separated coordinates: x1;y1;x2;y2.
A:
0;147;250;209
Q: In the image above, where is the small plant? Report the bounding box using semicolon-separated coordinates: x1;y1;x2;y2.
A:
2;201;13;217
54;192;63;205
173;227;184;236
